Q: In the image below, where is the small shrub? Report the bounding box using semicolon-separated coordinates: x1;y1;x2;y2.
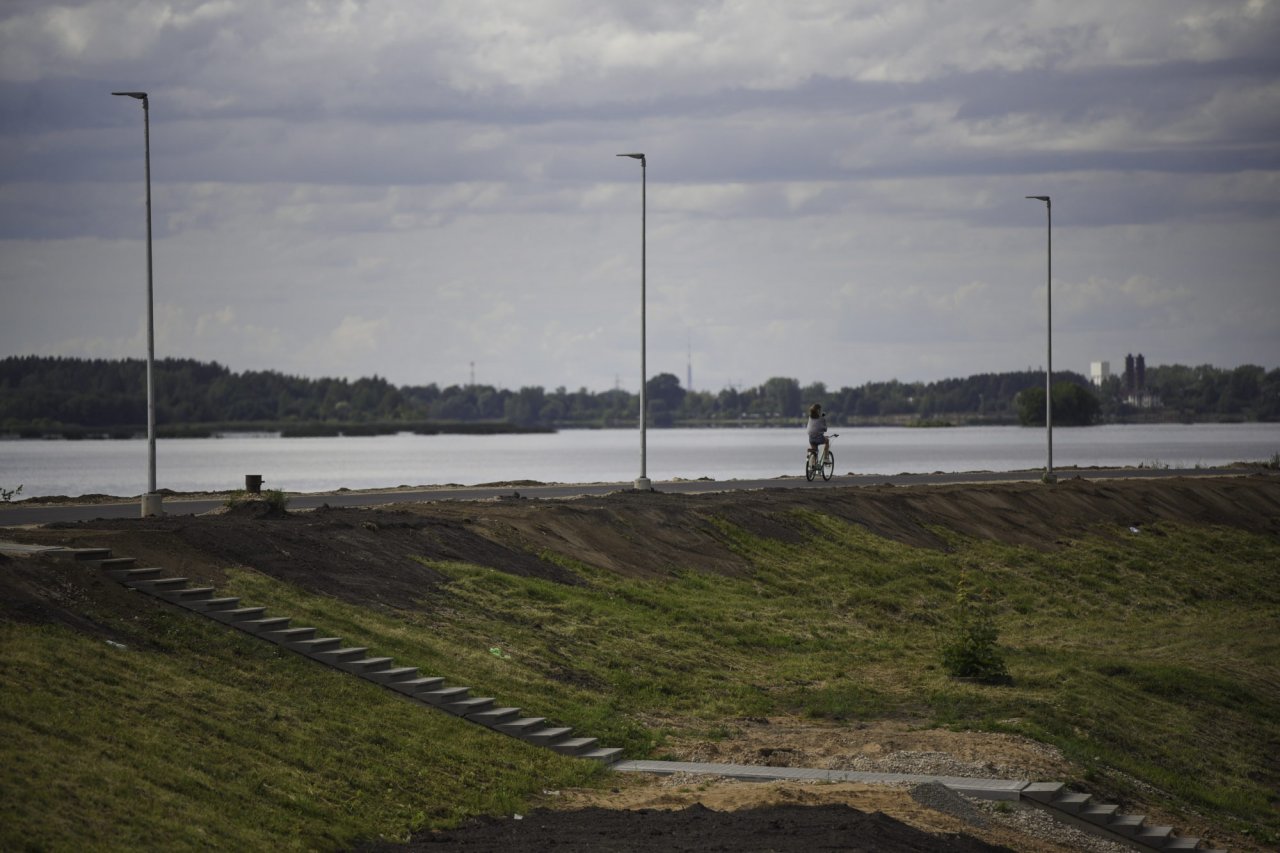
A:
0;484;21;503
224;488;289;516
940;571;1010;684
262;489;289;512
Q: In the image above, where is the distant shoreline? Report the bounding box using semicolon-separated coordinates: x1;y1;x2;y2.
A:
2;412;1273;440
0;421;555;440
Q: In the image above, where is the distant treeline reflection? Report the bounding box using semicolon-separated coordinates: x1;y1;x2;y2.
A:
2;355;1275;436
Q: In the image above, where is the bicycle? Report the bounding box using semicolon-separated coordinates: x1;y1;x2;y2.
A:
805;433;838;481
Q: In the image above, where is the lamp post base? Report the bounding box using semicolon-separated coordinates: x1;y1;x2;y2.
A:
140;492;164;517
633;477;652;492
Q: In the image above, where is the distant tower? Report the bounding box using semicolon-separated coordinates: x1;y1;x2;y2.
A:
1124;354;1136;395
1090;361;1111;386
1136;354;1146;391
469;361;475;387
686;337;693;392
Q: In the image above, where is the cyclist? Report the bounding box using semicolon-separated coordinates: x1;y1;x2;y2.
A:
806;402;830;462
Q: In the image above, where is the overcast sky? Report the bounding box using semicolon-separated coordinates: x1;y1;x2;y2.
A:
2;0;1278;393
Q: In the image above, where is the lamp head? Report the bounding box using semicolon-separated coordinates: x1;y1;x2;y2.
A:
616;152;645;162
1025;195;1050;204
112;91;148;100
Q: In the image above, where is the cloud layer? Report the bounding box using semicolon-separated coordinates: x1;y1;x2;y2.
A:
2;0;1278;390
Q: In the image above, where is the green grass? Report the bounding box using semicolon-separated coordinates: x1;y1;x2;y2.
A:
0;605;601;850
390;513;1276;843
3;510;1278;849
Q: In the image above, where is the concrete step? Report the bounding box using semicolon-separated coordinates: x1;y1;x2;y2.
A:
524;726;573;746
1136;825;1174;846
1079;804;1119;825
313;647;369;665
61;547;113;561
97;557;138;572
443;696;494;716
126;576;189;593
390;676;446;696
364;666;419;685
549;737;599;756
1050;792;1092;814
1020;782;1064;803
209;606;267;624
418;686;470;706
108;567;162;583
340;656;395;675
236;617;291;635
581;747;624;764
184;596;240;613
261;627;317;645
496;717;546;736
467;707;521;728
157;586;216;604
1162;838;1203;851
1105;814;1147;836
288;637;343;655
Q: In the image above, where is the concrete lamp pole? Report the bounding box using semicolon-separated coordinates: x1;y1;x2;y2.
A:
1026;195;1054;483
113;91;162;516
617;152;651;491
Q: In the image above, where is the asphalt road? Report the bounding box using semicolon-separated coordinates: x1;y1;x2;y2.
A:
0;466;1250;527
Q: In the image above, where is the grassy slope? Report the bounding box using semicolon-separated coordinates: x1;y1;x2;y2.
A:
222;512;1280;845
0;601;601;850
3;511;1277;850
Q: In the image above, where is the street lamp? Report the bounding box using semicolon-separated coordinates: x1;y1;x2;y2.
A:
113;91;162;516
617;152;651;491
1025;194;1054;483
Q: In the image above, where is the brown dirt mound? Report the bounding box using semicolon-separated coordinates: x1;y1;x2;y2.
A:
18;475;1280;600
42;504;581;609
361;802;1013;852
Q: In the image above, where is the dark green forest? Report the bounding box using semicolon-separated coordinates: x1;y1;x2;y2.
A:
1;355;1276;436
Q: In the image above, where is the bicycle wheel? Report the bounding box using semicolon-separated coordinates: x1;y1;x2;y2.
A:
822;450;834;481
805;452;817;481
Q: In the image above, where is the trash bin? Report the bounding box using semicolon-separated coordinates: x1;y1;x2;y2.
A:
245;474;263;494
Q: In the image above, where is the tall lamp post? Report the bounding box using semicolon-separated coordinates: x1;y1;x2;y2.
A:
1025;195;1054;483
617;152;651;491
112;91;162;516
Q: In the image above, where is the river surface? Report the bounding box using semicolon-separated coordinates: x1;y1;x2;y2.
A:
2;424;1278;498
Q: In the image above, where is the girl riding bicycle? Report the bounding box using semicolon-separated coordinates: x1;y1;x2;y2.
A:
806;402;829;460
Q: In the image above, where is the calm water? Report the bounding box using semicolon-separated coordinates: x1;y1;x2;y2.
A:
2;424;1278;498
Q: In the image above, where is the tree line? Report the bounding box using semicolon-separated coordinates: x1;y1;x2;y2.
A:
1;355;1275;435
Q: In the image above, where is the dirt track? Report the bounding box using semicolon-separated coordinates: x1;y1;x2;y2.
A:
6;473;1278;851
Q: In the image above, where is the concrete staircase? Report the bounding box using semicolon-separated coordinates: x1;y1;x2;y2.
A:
611;761;1228;851
1021;782;1227;852
57;547;623;765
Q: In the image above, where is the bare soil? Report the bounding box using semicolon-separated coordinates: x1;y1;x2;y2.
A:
5;474;1277;851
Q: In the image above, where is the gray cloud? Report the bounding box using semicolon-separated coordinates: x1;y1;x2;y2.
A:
2;0;1277;390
